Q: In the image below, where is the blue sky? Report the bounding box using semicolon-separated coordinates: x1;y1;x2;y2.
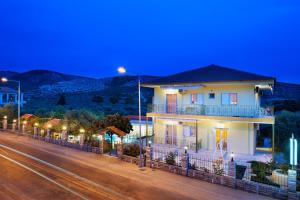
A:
0;0;299;83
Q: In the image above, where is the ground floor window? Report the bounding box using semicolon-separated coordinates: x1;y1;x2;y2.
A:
165;125;177;145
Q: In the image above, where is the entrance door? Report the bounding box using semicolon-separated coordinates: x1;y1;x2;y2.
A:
166;94;177;114
216;128;228;151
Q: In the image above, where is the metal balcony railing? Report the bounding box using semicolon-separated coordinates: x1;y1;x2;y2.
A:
148;104;274;118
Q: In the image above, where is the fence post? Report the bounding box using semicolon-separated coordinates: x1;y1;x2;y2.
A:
46;128;51;139
12;121;16;132
99;139;104;154
116;144;123;158
181;153;190;176
288;169;298;199
228;160;236;178
34;127;39;136
2;117;7;130
22;123;27;133
146;146;153;167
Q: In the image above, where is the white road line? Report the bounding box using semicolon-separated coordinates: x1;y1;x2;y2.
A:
0;144;132;200
0;153;88;200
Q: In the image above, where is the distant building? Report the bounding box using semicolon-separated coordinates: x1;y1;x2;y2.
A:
0;87;24;106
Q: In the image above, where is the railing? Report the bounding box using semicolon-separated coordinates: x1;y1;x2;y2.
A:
148;104;274;118
151;147;288;189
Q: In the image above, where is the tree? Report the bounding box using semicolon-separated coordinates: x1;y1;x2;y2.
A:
275;111;300;159
92;95;104;103
57;94;67;106
98;113;133;153
0;104;17;123
109;96;119;104
64;110;99;142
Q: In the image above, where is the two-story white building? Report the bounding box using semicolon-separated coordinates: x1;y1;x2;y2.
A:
142;65;275;162
0;87;24;107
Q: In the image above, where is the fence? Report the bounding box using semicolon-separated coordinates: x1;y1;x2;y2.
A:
151;147;289;189
22;133;102;154
148;104;274;118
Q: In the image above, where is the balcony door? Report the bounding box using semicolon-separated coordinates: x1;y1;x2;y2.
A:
165;124;177;146
166;94;177;114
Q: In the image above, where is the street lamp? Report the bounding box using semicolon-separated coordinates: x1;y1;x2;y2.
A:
117;66;143;168
1;77;21;132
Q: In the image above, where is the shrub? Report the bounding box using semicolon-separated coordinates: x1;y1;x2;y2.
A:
213;159;224;176
92;95;104;103
123;144;144;157
166;152;176;165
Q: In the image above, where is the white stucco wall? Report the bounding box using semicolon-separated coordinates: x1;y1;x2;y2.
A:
153;84;257;106
154;118;257;155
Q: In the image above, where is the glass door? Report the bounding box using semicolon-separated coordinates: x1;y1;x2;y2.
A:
216;128;228;151
166;94;177;114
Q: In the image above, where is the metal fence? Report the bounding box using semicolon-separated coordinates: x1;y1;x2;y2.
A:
151;147;288;189
148;104;274;118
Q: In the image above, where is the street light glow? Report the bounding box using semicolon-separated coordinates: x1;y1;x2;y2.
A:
34;122;39;127
117;66;126;74
1;77;8;82
62;125;67;131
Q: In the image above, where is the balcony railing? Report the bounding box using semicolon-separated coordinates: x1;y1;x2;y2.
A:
148;104;273;118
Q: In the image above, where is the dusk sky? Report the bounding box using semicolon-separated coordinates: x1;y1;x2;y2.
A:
0;1;299;83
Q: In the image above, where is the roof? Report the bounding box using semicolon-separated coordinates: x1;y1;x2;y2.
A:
43;118;61;129
126;115;152;121
21;114;36;120
100;126;127;137
142;65;275;86
0;87;17;93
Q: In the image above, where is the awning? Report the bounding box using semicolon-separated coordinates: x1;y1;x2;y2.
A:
100;126;127;137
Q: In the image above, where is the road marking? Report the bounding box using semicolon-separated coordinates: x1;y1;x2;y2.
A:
0;152;88;200
0;143;132;200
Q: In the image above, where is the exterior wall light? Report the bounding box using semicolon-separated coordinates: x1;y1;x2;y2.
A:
148;140;152;147
230;152;235;162
184;146;188;154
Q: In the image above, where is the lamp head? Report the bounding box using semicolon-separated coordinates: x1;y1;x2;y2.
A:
117;66;126;74
1;77;8;83
79;128;85;133
62;125;67;131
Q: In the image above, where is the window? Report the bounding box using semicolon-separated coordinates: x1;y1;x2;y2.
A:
222;93;237;105
191;94;197;104
183;126;196;137
191;93;204;104
209;93;215;99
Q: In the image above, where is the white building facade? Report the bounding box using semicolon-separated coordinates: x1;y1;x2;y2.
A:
142;65;275;162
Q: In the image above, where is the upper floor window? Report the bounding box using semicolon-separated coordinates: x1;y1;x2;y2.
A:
222;93;237;105
209;93;215;99
190;93;204;104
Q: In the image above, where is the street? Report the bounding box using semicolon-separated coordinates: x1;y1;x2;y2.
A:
0;131;272;200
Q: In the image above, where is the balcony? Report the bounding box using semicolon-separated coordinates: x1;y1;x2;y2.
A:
148;104;273;118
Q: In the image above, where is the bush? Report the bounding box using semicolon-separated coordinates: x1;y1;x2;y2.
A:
166;152;176;165
213;159;224;176
123;144;144;157
92;95;104;103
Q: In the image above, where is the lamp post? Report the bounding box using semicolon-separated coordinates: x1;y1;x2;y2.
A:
118;66;143;168
1;77;21;132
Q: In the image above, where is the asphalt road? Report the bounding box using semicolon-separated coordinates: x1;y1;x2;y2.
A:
0;131;273;200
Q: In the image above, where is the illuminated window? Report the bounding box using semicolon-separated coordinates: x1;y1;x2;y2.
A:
222;93;237;105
